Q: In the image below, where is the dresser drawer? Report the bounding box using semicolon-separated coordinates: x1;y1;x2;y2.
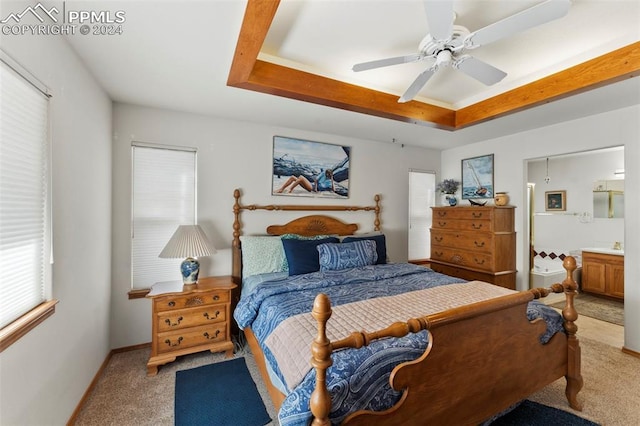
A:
431;229;493;253
432;208;493;221
432;219;492;232
430;246;494;272
156;324;228;355
157;304;227;332
154;290;229;312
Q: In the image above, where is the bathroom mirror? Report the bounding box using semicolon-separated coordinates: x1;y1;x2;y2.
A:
593;180;624;218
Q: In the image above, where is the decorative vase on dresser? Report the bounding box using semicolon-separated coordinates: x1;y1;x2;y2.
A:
145;276;237;376
429;206;517;289
494;192;509;206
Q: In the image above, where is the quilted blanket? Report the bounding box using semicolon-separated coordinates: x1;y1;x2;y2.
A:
233;263;564;426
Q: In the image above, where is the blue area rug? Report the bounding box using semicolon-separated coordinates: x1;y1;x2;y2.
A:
175;357;271;426
490;400;599;425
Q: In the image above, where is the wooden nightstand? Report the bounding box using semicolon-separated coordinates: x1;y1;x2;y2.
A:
146;276;237;376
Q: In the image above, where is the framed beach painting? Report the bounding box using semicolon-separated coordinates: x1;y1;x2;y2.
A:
272;136;350;198
545;190;566;211
461;154;494;199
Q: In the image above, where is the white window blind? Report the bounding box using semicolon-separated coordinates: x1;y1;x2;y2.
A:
131;144;196;289
0;60;51;329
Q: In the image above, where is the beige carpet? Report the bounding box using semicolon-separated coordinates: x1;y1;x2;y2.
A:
74;335;639;426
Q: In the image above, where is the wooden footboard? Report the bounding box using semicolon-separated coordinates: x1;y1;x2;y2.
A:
310;256;583;425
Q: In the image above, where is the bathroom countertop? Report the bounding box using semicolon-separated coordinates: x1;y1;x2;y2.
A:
581;247;624;256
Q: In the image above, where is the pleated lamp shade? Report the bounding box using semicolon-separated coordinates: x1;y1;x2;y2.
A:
159;225;217;285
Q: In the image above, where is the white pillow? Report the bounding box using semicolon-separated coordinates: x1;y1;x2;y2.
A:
239;236;288;278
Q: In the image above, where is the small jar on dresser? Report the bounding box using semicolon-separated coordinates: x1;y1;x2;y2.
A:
146;276;237;376
429;206;517;290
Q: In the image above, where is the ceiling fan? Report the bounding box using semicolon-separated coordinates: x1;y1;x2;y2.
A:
352;0;571;103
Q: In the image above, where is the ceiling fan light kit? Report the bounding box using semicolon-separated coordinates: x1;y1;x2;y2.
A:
352;0;572;103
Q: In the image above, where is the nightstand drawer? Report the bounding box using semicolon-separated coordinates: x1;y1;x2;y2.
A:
156;324;228;355
154;290;229;312
157;304;227;332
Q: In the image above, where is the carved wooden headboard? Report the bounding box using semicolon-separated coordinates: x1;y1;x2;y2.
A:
231;188;381;285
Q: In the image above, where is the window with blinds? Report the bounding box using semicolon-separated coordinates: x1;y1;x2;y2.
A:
0;58;52;330
131;144;197;289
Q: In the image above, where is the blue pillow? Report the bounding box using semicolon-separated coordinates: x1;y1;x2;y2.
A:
342;233;387;264
282;237;340;276
317;240;378;272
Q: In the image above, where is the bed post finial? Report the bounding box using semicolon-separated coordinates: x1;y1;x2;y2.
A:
561;255;583;410
310;293;333;426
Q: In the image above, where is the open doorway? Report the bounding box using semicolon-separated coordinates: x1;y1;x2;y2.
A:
526;147;624;329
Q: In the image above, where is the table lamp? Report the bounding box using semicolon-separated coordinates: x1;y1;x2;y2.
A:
159;224;217;285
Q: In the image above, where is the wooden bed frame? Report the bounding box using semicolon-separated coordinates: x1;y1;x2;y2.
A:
230;189;583;425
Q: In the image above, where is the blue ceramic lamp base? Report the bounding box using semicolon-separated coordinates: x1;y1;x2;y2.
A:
180;257;200;285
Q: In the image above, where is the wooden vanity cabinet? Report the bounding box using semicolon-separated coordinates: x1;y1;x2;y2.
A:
581;251;624;299
429;206;516;290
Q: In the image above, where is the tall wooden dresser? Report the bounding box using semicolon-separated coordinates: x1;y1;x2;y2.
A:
430;206;516;289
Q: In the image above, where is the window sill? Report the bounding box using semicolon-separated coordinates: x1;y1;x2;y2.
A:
128;288;150;299
0;300;59;353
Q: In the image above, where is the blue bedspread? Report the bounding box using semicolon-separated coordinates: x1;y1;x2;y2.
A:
234;264;564;426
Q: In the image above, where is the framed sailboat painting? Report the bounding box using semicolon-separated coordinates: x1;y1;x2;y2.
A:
461;154;494;200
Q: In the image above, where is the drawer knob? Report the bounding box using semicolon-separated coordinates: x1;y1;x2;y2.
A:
435;236;443;242
472;212;483;218
203;330;220;340
434;251;443;257
474;241;485;247
213;295;220;301
164;337;183;347
472;223;483;230
204;311;221;320
474;258;486;265
438;221;447;227
164;316;183;327
168;301;175;307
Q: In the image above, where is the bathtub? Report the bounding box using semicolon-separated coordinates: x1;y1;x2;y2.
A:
530;257;581;288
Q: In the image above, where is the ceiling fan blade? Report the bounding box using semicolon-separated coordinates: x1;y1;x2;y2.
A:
465;0;571;48
398;66;437;103
423;0;454;42
353;54;424;72
455;55;507;85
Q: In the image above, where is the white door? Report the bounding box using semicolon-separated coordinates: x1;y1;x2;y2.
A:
409;170;436;262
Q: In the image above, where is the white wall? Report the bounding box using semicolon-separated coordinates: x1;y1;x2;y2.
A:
0;16;112;426
441;105;640;352
110;102;442;348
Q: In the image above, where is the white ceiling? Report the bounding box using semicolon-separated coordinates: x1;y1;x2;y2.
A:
61;0;640;149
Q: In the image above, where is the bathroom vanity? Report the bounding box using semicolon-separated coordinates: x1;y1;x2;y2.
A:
581;249;624;299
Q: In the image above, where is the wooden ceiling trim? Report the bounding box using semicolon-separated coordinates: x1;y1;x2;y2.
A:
247;60;456;128
456;42;640;128
228;0;639;132
227;0;281;86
